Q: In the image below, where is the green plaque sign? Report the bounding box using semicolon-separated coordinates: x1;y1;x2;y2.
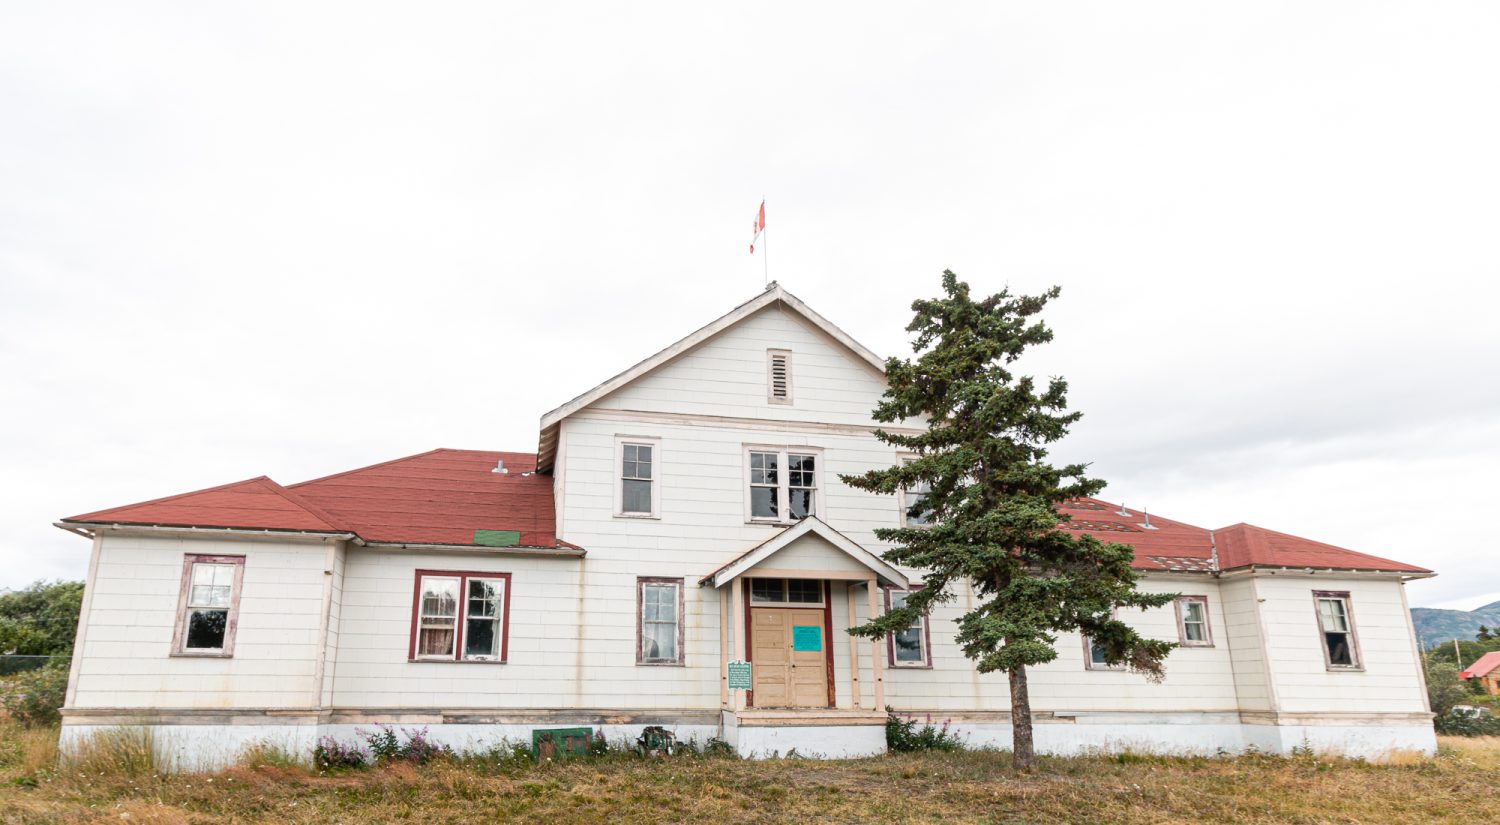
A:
727;660;752;691
792;625;822;652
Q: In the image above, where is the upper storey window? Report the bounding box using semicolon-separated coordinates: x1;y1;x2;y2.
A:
767;349;792;405
615;436;660;518
746;446;821;523
899;456;934;527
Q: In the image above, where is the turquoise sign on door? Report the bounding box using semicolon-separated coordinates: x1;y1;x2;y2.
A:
792;625;822;652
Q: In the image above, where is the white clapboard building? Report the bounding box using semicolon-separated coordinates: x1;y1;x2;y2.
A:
56;284;1436;767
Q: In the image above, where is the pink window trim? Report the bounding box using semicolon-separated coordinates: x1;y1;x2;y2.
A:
1173;595;1215;648
1312;589;1364;672
169;554;246;658
884;585;933;669
635;576;686;666
407;569;512;664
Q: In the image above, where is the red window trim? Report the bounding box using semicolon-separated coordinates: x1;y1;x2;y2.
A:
1173;595;1215;648
170;554;246;658
742;579;837;707
636;576;686;666
883;585;934;669
408;569;512;664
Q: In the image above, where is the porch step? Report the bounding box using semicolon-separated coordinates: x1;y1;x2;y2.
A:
729;709;888;727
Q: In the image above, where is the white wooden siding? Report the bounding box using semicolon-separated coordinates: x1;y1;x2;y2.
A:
1253;576;1426;714
69;534;331;710
587;305;919;428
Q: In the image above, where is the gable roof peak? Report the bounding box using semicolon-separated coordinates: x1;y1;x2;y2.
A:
535;282;886;471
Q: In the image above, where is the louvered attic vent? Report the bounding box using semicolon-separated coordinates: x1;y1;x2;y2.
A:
767;349;792;404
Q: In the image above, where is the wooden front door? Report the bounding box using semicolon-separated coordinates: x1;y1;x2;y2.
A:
750;607;829;707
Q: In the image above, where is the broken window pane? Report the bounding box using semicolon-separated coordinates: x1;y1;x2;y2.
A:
185;609;228;649
751;486;778;519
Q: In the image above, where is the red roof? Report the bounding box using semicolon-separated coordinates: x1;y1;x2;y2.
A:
67;476;350;534
65;449;574;551
65;463;1426;572
289;449;567;549
1213;522;1430;574
1060;499;1428;575
1460;651;1500;680
1059;499;1217;572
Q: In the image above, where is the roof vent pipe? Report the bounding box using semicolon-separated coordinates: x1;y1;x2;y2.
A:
1140;509;1158;531
492;459;508;474
1116;502;1130;517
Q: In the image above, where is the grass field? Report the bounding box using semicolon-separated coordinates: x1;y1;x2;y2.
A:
1;721;1495;824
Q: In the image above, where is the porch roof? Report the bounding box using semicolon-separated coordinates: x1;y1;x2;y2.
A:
699;517;909;590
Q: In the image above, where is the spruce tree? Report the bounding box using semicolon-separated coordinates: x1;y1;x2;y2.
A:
842;271;1176;771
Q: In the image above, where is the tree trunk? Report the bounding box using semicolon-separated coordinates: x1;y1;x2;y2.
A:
1008;664;1035;771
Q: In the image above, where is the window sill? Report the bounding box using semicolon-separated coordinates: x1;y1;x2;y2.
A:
1178;642;1215;649
746;518;820;527
636;660;686;667
614;512;660;520
407;659;509;665
890;662;933;670
1324;665;1365;673
170;651;233;659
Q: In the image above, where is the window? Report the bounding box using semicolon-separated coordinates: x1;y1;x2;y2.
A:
1083;636;1121;670
767;349;792;404
745;447;820;522
749;578;825;606
408;570;511;662
886;588;932;668
1174;596;1213;647
1313;591;1361;670
615;436;660;518
899;456;933;526
637;578;684;665
171;554;245;656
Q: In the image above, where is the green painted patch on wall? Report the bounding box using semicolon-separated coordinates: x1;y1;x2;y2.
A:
474;530;521;547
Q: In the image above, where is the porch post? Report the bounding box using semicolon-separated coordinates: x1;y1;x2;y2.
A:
730;578;747;712
719;585;730;709
846;581;862;709
866;579;885;709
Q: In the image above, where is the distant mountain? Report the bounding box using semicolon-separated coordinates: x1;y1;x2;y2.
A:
1411;600;1500;648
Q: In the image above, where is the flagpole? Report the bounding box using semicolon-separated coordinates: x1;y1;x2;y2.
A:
762;196;769;287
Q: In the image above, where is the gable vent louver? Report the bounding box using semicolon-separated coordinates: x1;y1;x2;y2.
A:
768;349;792;404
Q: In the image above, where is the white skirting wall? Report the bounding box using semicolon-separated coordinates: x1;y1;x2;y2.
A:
58;709;1436;771
950;711;1437;760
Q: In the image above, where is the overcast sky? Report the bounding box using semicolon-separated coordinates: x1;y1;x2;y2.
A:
1;3;1495;610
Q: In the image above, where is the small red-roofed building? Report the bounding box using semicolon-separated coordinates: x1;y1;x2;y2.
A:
54;284;1438;768
1460;652;1500;695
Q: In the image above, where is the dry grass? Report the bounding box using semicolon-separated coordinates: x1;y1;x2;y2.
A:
0;722;1493;824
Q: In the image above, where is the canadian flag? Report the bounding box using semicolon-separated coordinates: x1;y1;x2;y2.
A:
749;201;765;253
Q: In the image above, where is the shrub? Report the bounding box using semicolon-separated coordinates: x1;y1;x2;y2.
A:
1436;708;1500;737
356;726;453;764
702;737;736;758
1;662;69;726
885;707;965;753
314;736;369;770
